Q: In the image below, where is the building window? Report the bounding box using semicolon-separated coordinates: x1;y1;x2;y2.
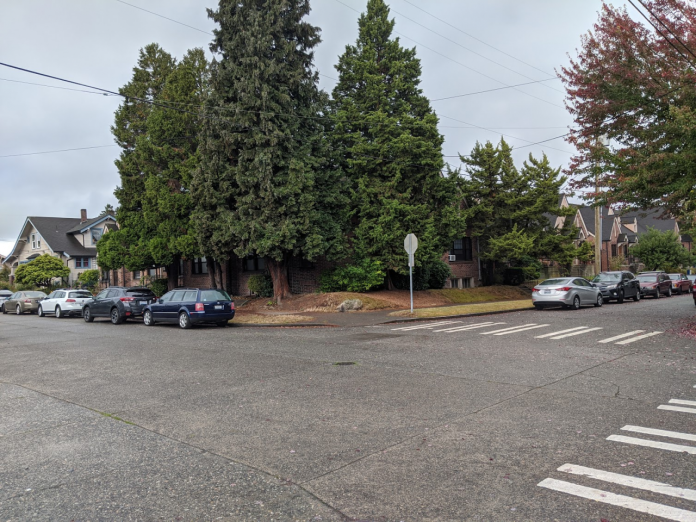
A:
91;228;103;245
243;254;266;272
148;268;158;277
450;237;473;261
133;271;141;280
75;257;90;268
31;234;40;249
192;257;208;275
611;244;617;257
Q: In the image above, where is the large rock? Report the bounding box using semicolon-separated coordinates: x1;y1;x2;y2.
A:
336;299;363;312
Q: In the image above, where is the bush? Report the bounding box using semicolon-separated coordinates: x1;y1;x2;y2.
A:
248;273;273;297
392;259;453;291
149;278;169;297
503;267;526;286
426;260;452;289
77;269;100;290
320;259;385;293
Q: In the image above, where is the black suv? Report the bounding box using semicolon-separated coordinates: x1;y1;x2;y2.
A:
83;287;157;324
591;271;642;303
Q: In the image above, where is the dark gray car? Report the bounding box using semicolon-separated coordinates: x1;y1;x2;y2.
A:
591;271;641;303
82;286;157;324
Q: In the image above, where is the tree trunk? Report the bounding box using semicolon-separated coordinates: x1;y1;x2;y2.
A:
207;258;217;289
167;258;179;291
266;256;290;304
215;261;224;290
386;270;395;290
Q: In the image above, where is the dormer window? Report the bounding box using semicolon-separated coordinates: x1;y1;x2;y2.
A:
31;234;40;249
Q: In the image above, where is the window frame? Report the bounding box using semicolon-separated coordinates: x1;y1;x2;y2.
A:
192;257;208;275
243;254;266;272
449;237;473;262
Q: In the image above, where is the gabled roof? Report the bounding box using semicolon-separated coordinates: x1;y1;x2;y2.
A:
577;207;596;236
66;213;115;234
620;208;677;235
27;217;97;257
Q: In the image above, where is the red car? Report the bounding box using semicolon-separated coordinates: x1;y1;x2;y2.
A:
637;273;672;298
667;273;692;294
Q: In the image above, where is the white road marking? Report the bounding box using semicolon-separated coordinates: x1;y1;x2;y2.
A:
659;405;696;415
492;324;550;336
607;434;696;454
535;326;589;338
433;322;498;333
598;330;645;343
615;331;664;345
391;321;459;331
479;324;539;335
538;478;696;521
558;463;696;502
622;425;696;443
670;399;696;407
548;327;603;339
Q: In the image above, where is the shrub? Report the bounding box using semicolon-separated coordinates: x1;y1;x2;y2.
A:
392;259;453;291
320;259;385;293
503;267;526;286
426;260;452;289
0;265;9;283
149;278;169;297
77;269;100;289
248;273;274;297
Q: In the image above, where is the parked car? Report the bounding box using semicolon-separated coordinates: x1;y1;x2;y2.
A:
532;277;603;310
143;288;235;329
38;289;94;318
667;273;692;294
591;271;641;303
0;289;12;312
637;273;672;298
2;291;47;314
82;286;157;324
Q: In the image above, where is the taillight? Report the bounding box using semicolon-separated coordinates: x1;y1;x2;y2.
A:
533;287;540;292
230;302;235;310
24;299;31;303
65;299;76;303
559;287;572;292
119;296;134;302
195;303;204;312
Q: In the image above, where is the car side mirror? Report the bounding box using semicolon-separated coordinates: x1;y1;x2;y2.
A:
158;298;164;304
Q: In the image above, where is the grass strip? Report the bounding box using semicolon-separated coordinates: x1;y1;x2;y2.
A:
232;313;316;325
388;299;533;318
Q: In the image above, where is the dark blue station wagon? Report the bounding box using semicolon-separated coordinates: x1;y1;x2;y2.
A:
142;288;235;329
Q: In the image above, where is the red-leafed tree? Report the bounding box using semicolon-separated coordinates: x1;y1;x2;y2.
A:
561;0;696;227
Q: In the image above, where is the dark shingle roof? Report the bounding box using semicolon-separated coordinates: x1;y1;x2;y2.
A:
65;213;115;234
28;217;97;257
577;207;596;235
620;208;676;234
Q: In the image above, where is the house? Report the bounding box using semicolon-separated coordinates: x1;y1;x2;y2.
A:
2;210;116;286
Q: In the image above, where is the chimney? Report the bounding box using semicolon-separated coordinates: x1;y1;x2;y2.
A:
80;209;87;223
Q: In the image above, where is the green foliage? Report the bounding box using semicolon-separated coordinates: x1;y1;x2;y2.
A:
484;225;534;262
392;259;452;291
0;265;9;282
320;259;385;293
77;269;100;289
14;254;70;287
426;260;453;290
192;0;348;299
630;227;692;271
148;278;169;298
331;0;465;280
247;274;274;298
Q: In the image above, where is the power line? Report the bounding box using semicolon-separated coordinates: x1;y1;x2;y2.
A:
635;0;696;63
431;79;560;102
0;77;116;95
112;0;212;35
331;0;564;110
0;144;117;158
399;0;555;78
444;133;571;159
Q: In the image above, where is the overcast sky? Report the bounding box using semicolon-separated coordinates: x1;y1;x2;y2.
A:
0;0;611;256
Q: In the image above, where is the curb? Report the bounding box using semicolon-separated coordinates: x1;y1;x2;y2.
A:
380;306;536;325
230;322;337;328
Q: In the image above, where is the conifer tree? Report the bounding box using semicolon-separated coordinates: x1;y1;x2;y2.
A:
331;0;464;288
191;0;346;300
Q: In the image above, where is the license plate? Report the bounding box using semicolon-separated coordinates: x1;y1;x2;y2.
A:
214;305;223;310
543;290;551;294
139;300;147;305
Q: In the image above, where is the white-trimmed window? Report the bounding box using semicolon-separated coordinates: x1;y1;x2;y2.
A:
31;233;40;249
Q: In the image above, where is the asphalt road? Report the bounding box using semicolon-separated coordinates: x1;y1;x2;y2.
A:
1;293;695;521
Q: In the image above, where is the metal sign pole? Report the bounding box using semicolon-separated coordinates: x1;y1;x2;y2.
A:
404;233;418;315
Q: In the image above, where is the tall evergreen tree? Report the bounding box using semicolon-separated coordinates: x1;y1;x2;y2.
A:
191;0;346;300
331;0;464;288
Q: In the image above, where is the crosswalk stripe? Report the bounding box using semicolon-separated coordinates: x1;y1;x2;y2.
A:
616;331;664;345
434;322;503;333
658;405;696;415
491;324;550;336
479;323;538;335
598;330;645;343
391;321;459;331
558;463;696;502
622;425;696;443
548;327;603;340
535;326;589;339
607;434;696;454
538;478;696;521
670;399;696;407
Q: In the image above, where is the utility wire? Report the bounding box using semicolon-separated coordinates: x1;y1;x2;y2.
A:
431;79;560;102
0;77;116;95
112;0;212;35
635;0;696;63
331;0;564;110
0;144;117;158
400;0;555;78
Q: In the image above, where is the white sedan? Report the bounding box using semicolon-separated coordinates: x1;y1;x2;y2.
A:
39;289;94;318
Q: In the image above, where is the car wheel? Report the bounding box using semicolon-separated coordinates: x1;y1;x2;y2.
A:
83;307;94;322
572;296;581;310
143;310;154;326
617;290;624;304
16;305;22;315
594;294;603;307
38;305;45;317
2;303;8;314
677;286;683;295
667;287;672;297
55;306;63;319
655;289;661;299
110;307;124;325
634;290;641;302
178;311;192;329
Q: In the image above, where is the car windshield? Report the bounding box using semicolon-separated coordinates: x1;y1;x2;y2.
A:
592;273;621;282
637;275;657;283
25;291;46;298
538;279;571;286
126;289;155;298
200;289;231;302
69;291;92;298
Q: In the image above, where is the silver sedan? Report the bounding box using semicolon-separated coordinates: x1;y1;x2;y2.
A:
532;277;604;310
